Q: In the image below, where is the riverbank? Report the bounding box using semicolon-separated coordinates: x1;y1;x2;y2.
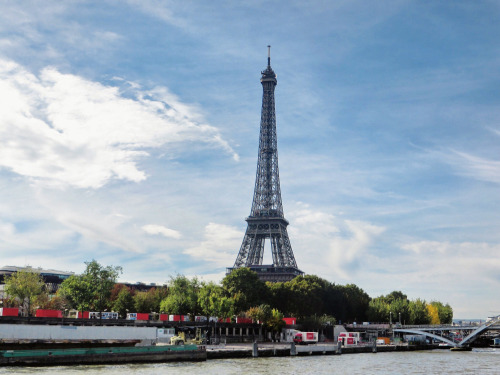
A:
0;341;443;366
2;347;498;375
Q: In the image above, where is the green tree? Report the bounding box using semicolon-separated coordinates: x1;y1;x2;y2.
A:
367;297;389;323
390;297;410;325
217;296;235;320
285;275;328;318
409;298;431;325
58;274;92;313
134;291;152;313
246;304;272;324
431;301;453;324
327;284;349;323
133;286;169;314
266;281;294;315
160;275;200;316
384;291;408;304
33;292;69;313
198;282;227;318
113;287;134;318
367;291;410;324
4;270;46;316
222;268;267;314
40;294;70;311
300;314;336;331
341;284;370;322
109;283;134;304
320;314;336;326
58;260;122;313
151;287;169;312
85;260;122;312
266;309;286;341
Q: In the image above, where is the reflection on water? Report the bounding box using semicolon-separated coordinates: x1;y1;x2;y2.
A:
1;348;499;375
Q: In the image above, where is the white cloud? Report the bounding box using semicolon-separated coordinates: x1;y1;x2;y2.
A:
422;131;500;186
395;240;500;316
0;59;238;189
57;212;143;254
188;271;227;284
142;224;181;239
401;240;450;255
288;203;385;280
183;222;242;267
292;204;340;235
124;0;181;26
327;220;385;278
401;240;500;271
487;127;500;137
0;221;72;253
450;150;500;185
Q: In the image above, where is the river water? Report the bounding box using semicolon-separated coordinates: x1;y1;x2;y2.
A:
1;348;499;374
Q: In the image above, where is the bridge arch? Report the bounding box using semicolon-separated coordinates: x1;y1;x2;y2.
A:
460;316;500;346
393;329;456;346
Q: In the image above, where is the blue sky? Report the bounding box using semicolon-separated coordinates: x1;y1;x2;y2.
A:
0;1;499;319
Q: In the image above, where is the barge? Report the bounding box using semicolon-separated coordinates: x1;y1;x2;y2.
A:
0;344;206;366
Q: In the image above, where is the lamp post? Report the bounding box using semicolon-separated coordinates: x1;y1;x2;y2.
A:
390;311;394;343
399;312;401;325
214;318;217;345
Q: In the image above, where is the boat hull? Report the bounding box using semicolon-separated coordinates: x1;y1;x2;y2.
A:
0;344;206;366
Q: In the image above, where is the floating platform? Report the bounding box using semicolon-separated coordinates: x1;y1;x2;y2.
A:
0;344;206;366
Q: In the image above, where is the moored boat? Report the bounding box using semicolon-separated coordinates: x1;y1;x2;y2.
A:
450;346;472;351
0;344;206;366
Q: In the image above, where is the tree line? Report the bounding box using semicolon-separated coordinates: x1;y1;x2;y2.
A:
2;260;453;326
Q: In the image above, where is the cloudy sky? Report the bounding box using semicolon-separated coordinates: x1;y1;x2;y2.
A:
1;1;499;319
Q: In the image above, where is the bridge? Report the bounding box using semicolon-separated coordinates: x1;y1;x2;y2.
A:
393;315;500;347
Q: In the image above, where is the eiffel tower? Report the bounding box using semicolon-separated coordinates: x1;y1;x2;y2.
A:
228;46;303;282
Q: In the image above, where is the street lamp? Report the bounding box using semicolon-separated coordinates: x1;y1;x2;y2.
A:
390;311;392;325
399;312;401;325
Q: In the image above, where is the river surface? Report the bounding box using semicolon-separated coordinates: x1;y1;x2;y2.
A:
1;348;499;374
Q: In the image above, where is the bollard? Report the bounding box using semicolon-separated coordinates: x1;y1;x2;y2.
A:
290;342;297;356
337;341;342;355
252;342;258;357
372;340;377;353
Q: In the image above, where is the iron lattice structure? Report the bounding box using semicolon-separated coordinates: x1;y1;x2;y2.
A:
229;47;303;282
